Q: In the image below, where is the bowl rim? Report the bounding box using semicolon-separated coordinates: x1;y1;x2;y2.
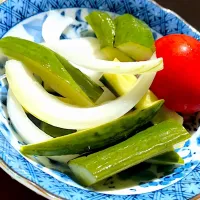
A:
1;0;200;199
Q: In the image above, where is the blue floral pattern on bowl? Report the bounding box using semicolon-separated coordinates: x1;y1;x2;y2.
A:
0;0;200;199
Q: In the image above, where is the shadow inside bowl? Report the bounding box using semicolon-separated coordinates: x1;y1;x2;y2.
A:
91;162;176;191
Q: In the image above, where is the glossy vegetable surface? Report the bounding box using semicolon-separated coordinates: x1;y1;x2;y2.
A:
20;100;164;156
2;37;103;106
146;151;184;165
68;120;190;186
114;14;155;61
151;34;200;113
85;11;115;48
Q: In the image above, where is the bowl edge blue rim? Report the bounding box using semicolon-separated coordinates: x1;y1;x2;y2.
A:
1;1;200;199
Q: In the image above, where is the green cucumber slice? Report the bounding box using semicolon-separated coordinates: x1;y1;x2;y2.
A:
2;36;103;106
68;120;190;186
100;74;183;125
55;53;103;103
41;122;76;138
135;90;184;125
100;73;137;97
114;14;155;61
85;11;115;48
20;100;164;156
43;82;55;93
101;47;133;62
146;151;184;165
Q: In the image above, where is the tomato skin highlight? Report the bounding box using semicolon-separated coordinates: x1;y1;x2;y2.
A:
150;34;200;114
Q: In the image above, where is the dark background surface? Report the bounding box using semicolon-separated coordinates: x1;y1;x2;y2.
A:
0;0;200;199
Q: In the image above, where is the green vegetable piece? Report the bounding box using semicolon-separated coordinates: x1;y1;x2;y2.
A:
117;42;154;61
114;14;155;61
85;11;115;48
101;75;184;165
43;82;55;93
41;122;76;138
101;47;133;62
100;73;137;97
146;151;184;165
68;120;190;186
1;37;103;106
20;100;164;156
55;53;103;102
136;90;184;125
101;73;183;125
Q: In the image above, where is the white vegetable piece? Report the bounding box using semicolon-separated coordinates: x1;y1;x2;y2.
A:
7;90;52;144
7;90;78;163
65;56;163;74
6;60;155;129
42;11;73;44
42;37;105;60
43;37;163;74
42;37;104;83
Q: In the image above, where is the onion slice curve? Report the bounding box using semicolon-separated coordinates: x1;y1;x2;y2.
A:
7;90;78;163
6;60;156;129
42;11;73;44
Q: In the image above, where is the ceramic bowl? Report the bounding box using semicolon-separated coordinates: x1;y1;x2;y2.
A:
0;0;200;199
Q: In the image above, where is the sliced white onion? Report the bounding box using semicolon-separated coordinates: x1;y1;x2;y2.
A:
43;38;163;74
42;37;104;83
6;60;155;129
95;87;116;105
7;90;78;163
7;90;51;143
42;37;105;60
69;62;103;84
66;56;163;74
42;11;73;44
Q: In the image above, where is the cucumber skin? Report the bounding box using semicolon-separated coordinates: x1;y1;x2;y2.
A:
85;11;115;48
55;53;103;102
101;47;133;62
41;122;76;138
114;14;154;49
101;73;183;125
68;120;190;186
100;74;137;97
1;37;102;106
100;75;122;97
20;100;164;156
146;151;184;165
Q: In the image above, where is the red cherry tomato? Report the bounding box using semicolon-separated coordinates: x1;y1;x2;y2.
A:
151;34;200;114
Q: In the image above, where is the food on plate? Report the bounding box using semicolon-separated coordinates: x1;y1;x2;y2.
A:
146;151;184;165
0;37;103;107
151;34;200;113
86;11;133;62
7;90;78;163
68;120;190;186
20;100;164;156
100;68;183;125
85;11;115;48
41;122;76;138
114;14;155;61
101;46;133;62
2;10;195;187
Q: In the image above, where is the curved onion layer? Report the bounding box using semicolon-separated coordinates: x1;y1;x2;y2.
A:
66;56;163;74
7;90;78;163
42;37;103;83
42;37;105;59
6;60;155;129
42;11;73;44
43;38;163;74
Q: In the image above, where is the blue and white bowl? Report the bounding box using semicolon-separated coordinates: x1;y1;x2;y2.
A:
0;0;200;199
